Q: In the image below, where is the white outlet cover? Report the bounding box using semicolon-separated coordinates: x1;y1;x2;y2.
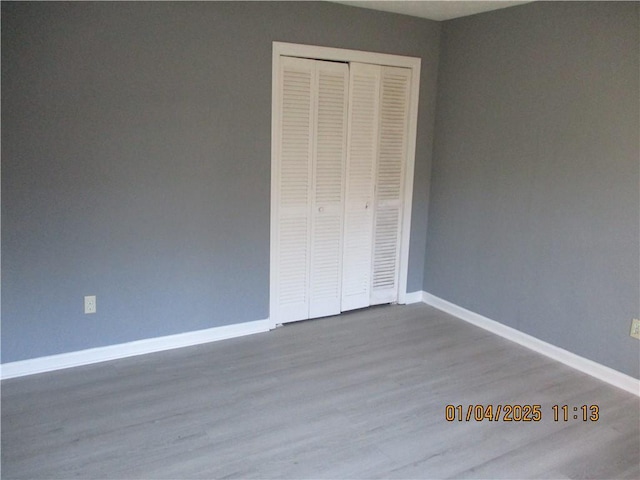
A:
84;295;96;314
631;319;640;340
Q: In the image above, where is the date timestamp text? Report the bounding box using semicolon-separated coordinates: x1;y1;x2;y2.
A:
444;404;599;422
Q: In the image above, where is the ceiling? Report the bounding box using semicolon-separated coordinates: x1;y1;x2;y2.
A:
330;1;534;21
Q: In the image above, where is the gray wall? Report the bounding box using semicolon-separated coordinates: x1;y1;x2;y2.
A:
2;2;441;362
425;1;639;378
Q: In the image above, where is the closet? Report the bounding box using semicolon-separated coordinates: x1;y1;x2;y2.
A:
271;46;416;325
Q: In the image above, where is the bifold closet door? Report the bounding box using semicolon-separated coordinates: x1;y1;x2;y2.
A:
341;63;380;311
342;63;411;310
274;56;349;323
370;66;411;305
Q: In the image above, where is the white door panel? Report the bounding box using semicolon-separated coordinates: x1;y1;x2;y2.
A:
371;66;410;305
341;63;380;312
309;62;349;319
275;57;315;322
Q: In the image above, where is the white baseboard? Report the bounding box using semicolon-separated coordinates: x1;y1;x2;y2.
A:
421;291;640;397
404;291;425;304
5;296;638;396
1;319;271;380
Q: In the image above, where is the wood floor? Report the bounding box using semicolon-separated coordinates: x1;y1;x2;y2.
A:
2;304;639;479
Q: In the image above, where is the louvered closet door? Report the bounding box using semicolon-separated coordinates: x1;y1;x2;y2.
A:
370;66;411;305
309;61;349;318
275;57;348;323
342;64;411;309
341;63;380;312
275;56;410;322
275;57;315;322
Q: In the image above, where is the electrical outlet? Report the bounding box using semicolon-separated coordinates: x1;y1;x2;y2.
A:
630;319;640;340
84;295;96;314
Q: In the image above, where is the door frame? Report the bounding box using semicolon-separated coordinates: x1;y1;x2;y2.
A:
270;41;421;328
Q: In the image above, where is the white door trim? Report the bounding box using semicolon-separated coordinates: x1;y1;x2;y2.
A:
270;42;421;328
